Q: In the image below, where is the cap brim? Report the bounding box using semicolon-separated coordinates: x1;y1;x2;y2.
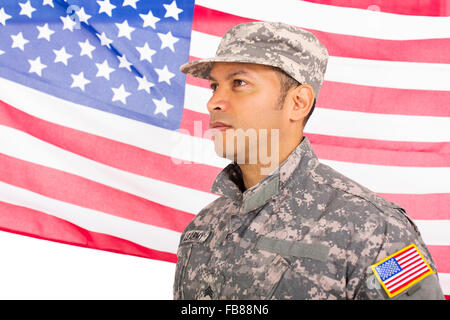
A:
179;57;217;80
180;56;285;80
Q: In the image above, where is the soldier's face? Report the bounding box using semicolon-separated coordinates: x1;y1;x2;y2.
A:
207;62;285;165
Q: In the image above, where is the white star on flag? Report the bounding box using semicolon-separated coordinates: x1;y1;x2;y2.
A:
28;57;46;77
136;75;154;93
42;0;54;7
123;0;139;9
158;31;179;52
97;0;116;17
71;72;90;91
152;97;174;117
60;15;77;32
11;32;29;51
53;46;73;66
136;42;156;63
75;7;92;24
140;10;160;29
96;60;115;80
0;7;12;26
116;20;135;40
79;39;96;58
98;32;113;48
155;65;175;85
112;84;131;104
19;0;36;19
37;23;55;41
118;54;132;71
163;0;183;20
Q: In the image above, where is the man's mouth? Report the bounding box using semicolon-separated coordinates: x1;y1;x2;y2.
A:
209;121;233;131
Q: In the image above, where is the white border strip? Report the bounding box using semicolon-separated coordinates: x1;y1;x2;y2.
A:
196;0;450;40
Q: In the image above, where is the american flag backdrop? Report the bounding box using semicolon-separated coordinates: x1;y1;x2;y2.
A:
0;0;448;299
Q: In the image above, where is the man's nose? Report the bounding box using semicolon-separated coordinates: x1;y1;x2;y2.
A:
207;88;229;113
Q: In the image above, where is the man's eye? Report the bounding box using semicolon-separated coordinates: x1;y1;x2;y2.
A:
210;83;218;91
233;79;247;87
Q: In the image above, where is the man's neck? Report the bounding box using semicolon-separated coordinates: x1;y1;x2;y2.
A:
238;134;304;190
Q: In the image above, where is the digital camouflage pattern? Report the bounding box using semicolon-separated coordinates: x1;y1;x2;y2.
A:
180;21;329;97
173;137;444;300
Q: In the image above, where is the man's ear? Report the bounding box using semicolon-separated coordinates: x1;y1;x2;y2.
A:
288;84;315;122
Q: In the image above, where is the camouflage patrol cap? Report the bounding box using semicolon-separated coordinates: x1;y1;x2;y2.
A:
180;21;329;97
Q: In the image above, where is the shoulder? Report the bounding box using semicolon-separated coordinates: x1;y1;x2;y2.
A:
309;161;403;214
296;161;432;264
303;161;422;233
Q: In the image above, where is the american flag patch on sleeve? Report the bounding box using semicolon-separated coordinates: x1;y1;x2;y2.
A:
370;243;434;298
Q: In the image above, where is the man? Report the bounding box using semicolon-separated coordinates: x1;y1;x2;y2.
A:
173;21;444;299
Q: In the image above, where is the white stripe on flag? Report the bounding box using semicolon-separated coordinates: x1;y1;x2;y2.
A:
190;31;450;91
438;273;450;295
0;181;182;254
319;159;450;194
196;0;450;40
184;84;450;142
411;220;450;246
0;125;218;215
0;77;230;169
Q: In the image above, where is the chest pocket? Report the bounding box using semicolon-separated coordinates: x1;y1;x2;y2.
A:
256;236;329;262
254;236;330;299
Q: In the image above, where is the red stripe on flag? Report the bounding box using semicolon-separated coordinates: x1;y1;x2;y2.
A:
0;100;220;193
0;153;195;233
302;0;450;17
187;69;450;118
0;201;177;263
307;133;449;167
427;245;450;273
192;5;450;64
380;193;450;221
318;81;450;117
192;5;256;37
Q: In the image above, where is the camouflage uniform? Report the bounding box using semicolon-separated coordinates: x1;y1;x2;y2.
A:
174;21;444;299
173;137;444;300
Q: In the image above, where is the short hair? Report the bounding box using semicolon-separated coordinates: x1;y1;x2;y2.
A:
271;66;316;125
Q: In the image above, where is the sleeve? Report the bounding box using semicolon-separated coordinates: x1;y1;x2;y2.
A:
347;207;445;300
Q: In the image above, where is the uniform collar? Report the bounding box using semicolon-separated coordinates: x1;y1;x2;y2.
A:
210;136;319;214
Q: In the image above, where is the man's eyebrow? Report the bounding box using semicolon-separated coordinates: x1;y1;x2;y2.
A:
209;70;253;81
